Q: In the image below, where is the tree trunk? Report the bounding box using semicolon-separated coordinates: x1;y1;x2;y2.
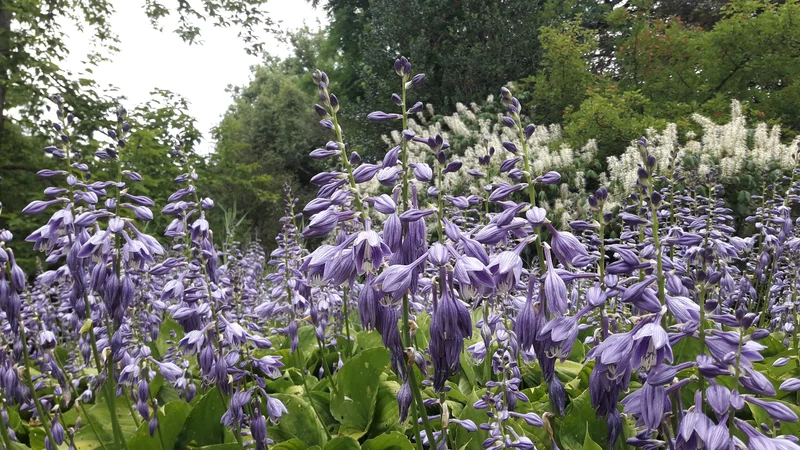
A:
0;5;12;144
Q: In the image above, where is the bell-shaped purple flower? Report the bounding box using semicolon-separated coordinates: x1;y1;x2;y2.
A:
545;222;590;267
429;283;472;392
374;253;427;305
354;230;391;275
543;244;568;316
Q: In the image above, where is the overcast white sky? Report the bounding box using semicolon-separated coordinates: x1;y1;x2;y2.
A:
63;0;327;153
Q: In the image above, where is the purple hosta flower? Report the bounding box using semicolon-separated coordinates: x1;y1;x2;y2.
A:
621;381;667;431
251;407;268;450
780;378;800;392
353;163;381;184
302;207;339;238
500;157;521;173
744;396;799;423
536;312;580;362
525;206;547;227
367;111;401;122
675;390;714;449
444;195;470;210
620;276;662;313
374;253;428;306
252;355;284;379
353;229;390;274
665;294;699;324
152;359;184;383
377;166;401;186
545;222;590;267
453;255;494;301
488;183;527;202
397;381;412;423
501;141;519;154
515;283;542;358
322;247;357;286
383;213;402;252
366;194;396;214
221;388;253;428
376;304;406;378
21;198;68;215
357;275;380;330
631;320;672;372
543;244;568;316
534;171;561;185
399;208;435;223
428;242;450;267
443;160;462;173
588;332;635;442
429;282;472;392
411;163;433;182
736;418;800;450
705;381;731;420
488;239;528;294
473;219;528;246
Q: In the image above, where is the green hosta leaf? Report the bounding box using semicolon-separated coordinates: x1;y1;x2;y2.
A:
356;330;384;351
309;390;339;434
73;391;139;450
362;431;415;450
298;325;319;356
367;380;402;438
194;445;246;450
270;393;328;447
273;438;312;450
556;389;606;450
748;400;800;438
452;402;490;450
459;351;476;387
330;347;390;439
324;436;361;450
554;360;584;380
582;424;603;450
128;400;192;450
148;318;185;359
175;387;227;448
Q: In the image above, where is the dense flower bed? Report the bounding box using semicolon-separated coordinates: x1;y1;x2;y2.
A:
1;57;800;450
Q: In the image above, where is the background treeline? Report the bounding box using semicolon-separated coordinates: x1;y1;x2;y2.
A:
3;0;800;271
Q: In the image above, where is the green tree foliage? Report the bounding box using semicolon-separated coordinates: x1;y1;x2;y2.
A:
316;0;557;156
0;0;275;143
208;34;330;245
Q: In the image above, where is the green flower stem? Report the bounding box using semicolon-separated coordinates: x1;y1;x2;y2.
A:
482;297;492;383
17;313;59;449
80;291;127;449
330;104;367;222
647;173;666;306
436;163;444;241
407;362;435;447
517;123;546;273
0;410;13;449
284;250;332;440
102;314;131;450
597;214;608;341
728;327;745;427
342;286;353;358
51;350;109;450
398;76;437;447
155;414;167;450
